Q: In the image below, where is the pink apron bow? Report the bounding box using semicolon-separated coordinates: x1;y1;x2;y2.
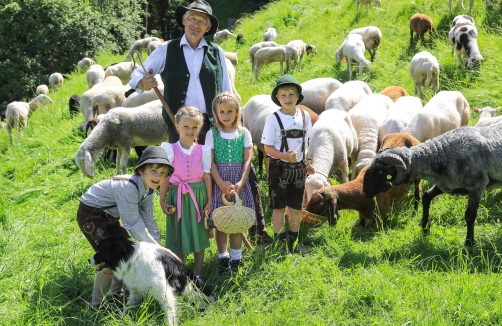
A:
170;175;201;222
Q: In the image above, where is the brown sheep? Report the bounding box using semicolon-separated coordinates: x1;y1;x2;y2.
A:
379;86;410;102
410;13;435;47
304;132;422;227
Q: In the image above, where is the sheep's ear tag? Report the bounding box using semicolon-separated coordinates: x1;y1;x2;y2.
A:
386;174;392;180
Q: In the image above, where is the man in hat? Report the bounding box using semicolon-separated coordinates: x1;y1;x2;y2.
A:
129;0;274;245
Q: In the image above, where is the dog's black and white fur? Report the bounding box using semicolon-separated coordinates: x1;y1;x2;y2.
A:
89;235;193;326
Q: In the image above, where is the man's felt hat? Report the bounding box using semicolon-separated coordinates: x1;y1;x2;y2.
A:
271;74;304;107
175;0;219;36
134;146;173;175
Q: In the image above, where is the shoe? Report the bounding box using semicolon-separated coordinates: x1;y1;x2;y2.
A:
249;225;274;245
230;259;243;272
218;258;231;275
288;240;309;255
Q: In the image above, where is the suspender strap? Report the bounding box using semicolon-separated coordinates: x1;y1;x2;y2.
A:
273;111;288;152
300;108;306;160
100;177;140;209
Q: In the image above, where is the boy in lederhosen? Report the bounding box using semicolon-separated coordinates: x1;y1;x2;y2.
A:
261;74;315;254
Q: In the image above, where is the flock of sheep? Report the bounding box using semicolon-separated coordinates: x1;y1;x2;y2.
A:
3;0;502;247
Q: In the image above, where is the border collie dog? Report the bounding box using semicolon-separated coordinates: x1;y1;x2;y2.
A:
89;236;192;326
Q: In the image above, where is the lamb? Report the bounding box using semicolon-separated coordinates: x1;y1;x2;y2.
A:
125;37;162;61
249;41;278;71
35;84;49;95
305;132;421;227
69;94;81;116
348;94;394;178
213;29;236;44
49;73;64;89
147;40;161;55
300;78;343;114
448;18;483;69
405;90;470;142
306;44;317;55
78;58;95;70
325;80;372;112
356;0;382;14
5;94;53;144
379;86;409;102
86;64;106;89
349;26;382;62
473;106;502;127
263;27;278;42
91;85;131;117
409;51;440;99
104;62;138;85
409;13;435;47
224;52;238;67
75;100;169;177
336;34;371;80
285;40;307;70
253;46;287;80
363;123;502;246
305;109;358;203
449;0;474;14
379;96;423;141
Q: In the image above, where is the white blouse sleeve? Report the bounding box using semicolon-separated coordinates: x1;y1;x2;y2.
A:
160;142;175;165
205;129;214;149
202;145;212;173
243;128;253;148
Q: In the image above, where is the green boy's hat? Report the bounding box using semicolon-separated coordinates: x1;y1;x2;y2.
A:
271;74;304;107
134;146;173;175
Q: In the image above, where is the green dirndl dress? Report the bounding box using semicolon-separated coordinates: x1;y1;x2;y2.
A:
165;180;210;254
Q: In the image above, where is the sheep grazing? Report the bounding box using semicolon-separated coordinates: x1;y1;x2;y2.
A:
306;44;317;55
336;34;371;80
409;13;435;47
75;100;169;177
5;94;53;144
409;51;440;99
213;29;236;44
285;40;307;70
356;0;382;14
69;94;81;116
473;106;502;127
300;77;342;114
85;117;100;137
253;46;287;80
263;27;278;42
224;52;238;68
448;16;483;69
325;80;372;112
306;132;421;227
36;84;49;95
249;41;278;71
379;96;423;141
305;109;358;203
236;34;244;44
86;64;105;89
49;73;64;89
147;40;161;55
349;94;394;178
405;90;470;142
78;58;95;71
449;0;474;14
363;124;502;246
91;85;131;117
379;86;409;102
125;37;161;61
349;26;382;62
104;62;138;85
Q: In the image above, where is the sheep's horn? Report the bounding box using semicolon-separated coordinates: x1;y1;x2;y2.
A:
379;153;408;186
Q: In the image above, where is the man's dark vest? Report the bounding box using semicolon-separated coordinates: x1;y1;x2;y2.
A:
161;38;223;128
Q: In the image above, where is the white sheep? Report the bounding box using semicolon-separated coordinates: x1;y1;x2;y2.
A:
448;19;483;69
249;41;278;71
324;80;372;112
409;51;440;99
356;0;382;14
49;72;64;89
35;84;49;95
5;94;53;144
473;106;502;127
263;27;278;42
224;51;238;68
242;95;277;155
253;46;287;80
379;96;424;141
214;29;236;44
147;41;161;55
285;40;307;70
91;85;131;117
78;58;95;70
225;57;242;103
75;100;169;177
300;78;343;114
104;62;138;85
305;109;358;202
336;34;371;80
349;26;382;62
122;75;164;108
86;64;106;89
404;90;470;142
79;76;123;129
348;94;393;178
125;37;162;61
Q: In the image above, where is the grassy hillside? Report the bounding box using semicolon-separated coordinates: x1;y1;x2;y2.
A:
1;0;502;324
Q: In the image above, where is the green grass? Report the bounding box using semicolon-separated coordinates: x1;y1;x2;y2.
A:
1;0;502;324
